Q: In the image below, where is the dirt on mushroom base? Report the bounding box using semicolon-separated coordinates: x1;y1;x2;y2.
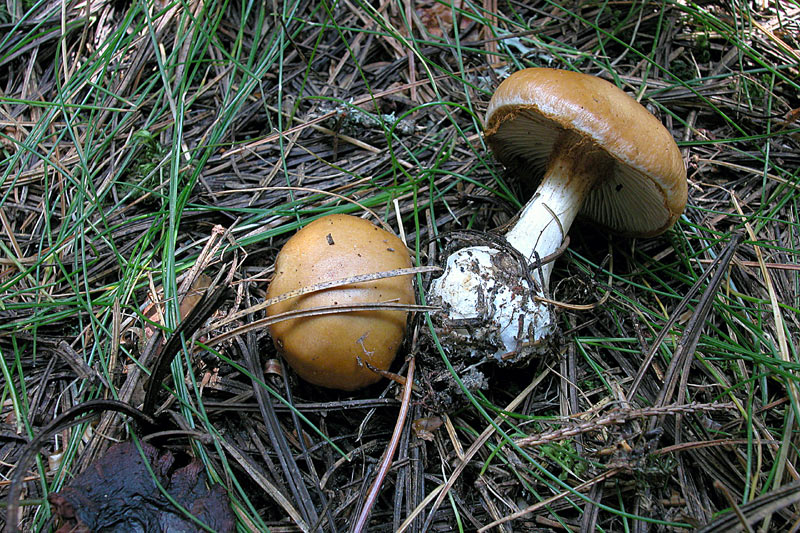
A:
420;240;561;410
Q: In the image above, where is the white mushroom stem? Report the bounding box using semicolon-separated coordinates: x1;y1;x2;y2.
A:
429;137;604;360
505;139;601;288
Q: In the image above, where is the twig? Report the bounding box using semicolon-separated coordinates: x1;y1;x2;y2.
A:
514;403;735;447
350;356;416;533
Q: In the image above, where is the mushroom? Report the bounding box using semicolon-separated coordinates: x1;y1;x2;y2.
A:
266;214;414;390
428;68;687;362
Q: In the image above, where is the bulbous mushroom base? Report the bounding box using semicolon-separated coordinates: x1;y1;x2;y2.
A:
427;245;554;365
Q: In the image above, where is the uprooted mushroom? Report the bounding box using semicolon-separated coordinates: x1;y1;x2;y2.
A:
428;68;687;363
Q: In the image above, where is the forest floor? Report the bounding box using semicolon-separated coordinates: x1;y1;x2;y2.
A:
1;1;800;531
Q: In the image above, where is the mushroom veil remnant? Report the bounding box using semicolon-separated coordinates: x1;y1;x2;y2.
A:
428;68;687;362
267;214;414;391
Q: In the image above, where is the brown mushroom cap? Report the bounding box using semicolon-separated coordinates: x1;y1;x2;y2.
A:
485;68;687;237
266;214;414;390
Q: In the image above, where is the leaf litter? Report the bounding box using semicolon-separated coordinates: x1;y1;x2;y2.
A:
1;1;799;532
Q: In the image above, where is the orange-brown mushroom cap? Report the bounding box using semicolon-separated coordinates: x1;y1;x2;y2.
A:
266;214;414;391
485;68;687;237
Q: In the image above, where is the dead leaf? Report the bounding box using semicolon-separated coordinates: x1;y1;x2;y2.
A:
48;441;234;533
413;416;444;441
143;274;212;340
415;0;470;38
